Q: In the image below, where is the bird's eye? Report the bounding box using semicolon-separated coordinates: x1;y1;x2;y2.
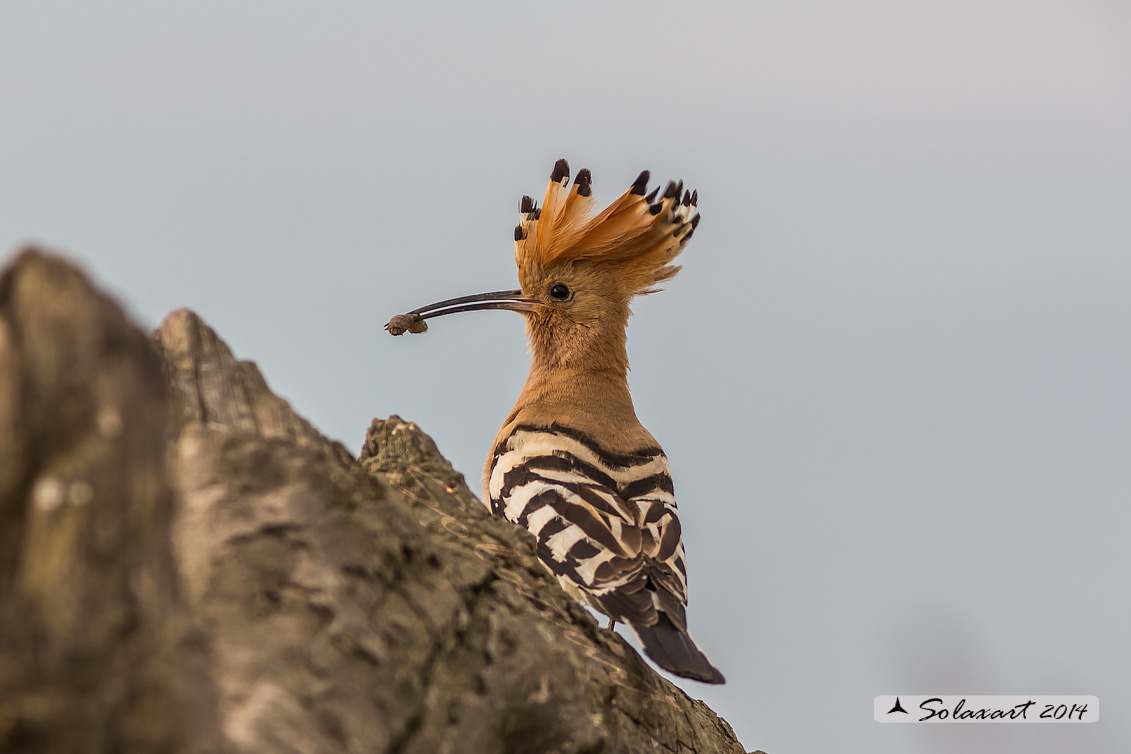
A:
549;283;570;300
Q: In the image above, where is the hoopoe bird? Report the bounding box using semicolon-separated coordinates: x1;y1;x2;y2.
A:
386;159;724;684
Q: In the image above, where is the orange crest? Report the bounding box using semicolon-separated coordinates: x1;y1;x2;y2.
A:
513;159;700;297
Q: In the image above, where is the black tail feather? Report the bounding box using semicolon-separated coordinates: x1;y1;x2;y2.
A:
630;614;725;684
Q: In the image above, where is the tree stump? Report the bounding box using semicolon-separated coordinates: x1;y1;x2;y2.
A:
0;248;753;754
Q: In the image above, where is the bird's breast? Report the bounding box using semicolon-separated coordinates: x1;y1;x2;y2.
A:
486;422;688;602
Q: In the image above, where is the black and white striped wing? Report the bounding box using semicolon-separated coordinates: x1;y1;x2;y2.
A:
488;423;724;684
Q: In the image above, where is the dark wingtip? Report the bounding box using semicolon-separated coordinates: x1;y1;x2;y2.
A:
632;616;726;685
645;186;660;203
520;195;534;213
514;224;525;241
663;180;680;200
630;169;650;195
574;168;592;197
551;158;570;183
649;202;663;216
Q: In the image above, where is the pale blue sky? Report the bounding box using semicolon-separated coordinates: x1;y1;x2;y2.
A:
3;3;1129;752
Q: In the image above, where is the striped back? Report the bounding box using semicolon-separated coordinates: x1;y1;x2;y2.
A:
488;422;689;628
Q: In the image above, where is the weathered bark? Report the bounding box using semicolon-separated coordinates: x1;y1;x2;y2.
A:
0;248;753;754
0;250;222;754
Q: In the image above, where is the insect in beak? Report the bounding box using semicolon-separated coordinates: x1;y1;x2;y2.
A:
385;289;542;335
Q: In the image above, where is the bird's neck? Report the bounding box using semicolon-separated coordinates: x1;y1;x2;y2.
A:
503;314;655;450
518;357;634;419
529;325;628;381
524;306;631;406
484;315;659;493
527;305;631;376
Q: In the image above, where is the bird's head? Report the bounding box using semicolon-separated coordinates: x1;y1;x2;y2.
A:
387;159;699;369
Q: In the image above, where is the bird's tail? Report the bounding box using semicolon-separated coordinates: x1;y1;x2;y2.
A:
629;614;726;685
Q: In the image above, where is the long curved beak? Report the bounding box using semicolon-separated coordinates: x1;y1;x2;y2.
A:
385;289;541;336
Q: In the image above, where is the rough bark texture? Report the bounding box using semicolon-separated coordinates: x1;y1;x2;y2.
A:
0;250;221;754
0;248;755;754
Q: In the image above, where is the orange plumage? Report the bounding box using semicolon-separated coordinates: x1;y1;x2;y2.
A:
388;160;721;683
